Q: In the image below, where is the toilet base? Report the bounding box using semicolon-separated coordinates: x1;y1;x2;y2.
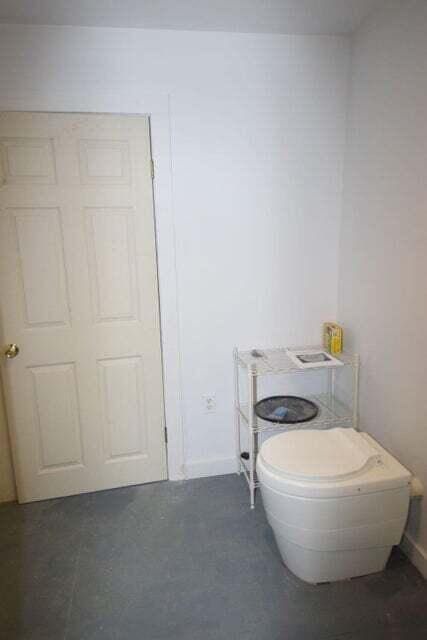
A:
273;532;392;584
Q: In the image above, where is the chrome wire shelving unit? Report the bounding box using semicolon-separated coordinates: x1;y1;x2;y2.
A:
233;347;360;508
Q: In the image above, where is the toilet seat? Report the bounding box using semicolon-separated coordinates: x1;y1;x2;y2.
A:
259;428;381;483
257;428;411;499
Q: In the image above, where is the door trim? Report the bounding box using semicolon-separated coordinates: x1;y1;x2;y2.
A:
0;96;185;482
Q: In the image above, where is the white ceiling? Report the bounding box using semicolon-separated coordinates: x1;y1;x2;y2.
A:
0;0;388;35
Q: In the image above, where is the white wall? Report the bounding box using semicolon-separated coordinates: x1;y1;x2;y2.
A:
0;24;349;495
338;1;427;576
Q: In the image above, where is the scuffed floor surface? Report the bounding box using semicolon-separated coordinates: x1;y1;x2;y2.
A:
0;475;426;639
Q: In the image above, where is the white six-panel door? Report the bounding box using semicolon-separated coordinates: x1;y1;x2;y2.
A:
0;112;167;502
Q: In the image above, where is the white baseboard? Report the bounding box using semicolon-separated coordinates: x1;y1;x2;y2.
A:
184;456;238;480
400;532;427;579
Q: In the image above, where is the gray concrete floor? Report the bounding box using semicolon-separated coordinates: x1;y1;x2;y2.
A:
0;475;426;640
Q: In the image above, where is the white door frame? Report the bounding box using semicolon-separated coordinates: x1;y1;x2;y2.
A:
0;93;185;481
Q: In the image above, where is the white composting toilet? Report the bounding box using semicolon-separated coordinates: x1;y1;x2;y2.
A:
257;428;411;584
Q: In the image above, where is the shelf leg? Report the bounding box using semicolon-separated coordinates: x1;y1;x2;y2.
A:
250;480;255;509
248;363;258;508
353;354;360;431
331;367;336;411
233;347;241;475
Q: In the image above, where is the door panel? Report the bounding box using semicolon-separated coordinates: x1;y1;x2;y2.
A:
13;207;70;328
0;137;57;185
0;112;167;502
86;207;138;323
78;139;131;185
30;362;84;471
98;356;148;461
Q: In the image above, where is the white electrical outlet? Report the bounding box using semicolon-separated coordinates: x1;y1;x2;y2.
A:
203;393;217;413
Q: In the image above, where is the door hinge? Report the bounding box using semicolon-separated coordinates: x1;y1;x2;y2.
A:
150;158;155;180
164;427;168;443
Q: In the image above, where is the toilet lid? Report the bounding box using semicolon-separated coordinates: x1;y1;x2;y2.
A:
259;428;381;482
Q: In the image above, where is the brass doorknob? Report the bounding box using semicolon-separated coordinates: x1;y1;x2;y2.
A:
5;343;19;359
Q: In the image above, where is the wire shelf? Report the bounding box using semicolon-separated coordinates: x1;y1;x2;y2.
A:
239;394;353;433
238;346;357;376
234;345;359;508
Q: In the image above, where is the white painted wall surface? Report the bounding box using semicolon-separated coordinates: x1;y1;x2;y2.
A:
338;1;427;576
0;24;349;495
